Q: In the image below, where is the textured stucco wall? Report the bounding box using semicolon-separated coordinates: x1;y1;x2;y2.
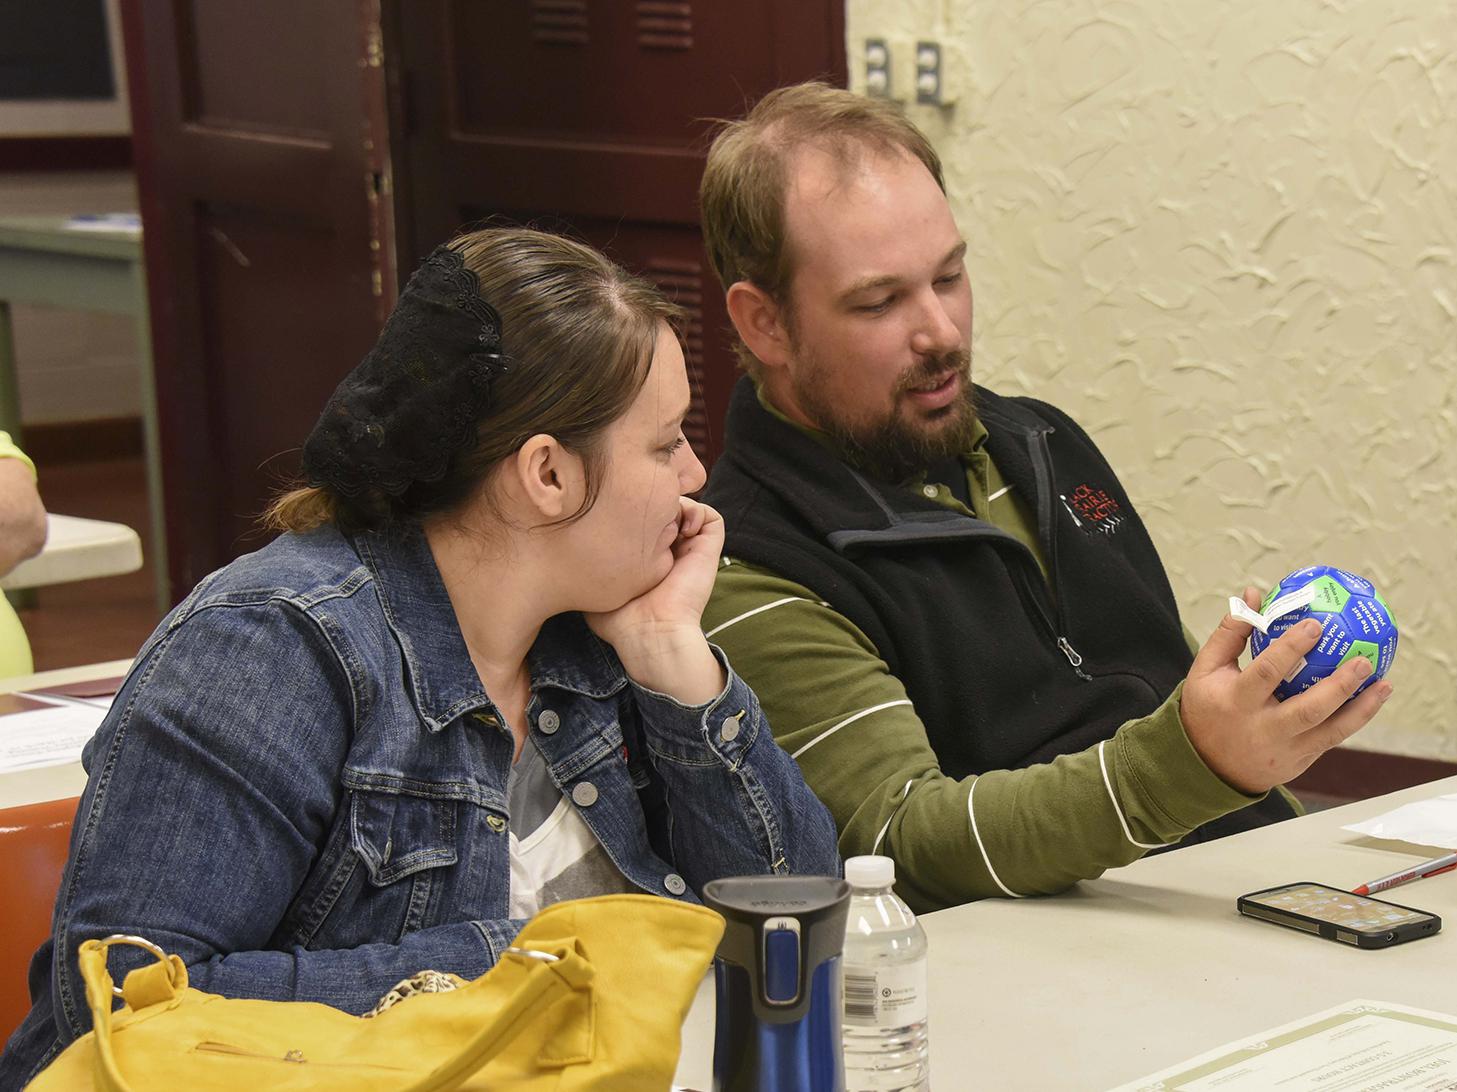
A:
846;0;1456;760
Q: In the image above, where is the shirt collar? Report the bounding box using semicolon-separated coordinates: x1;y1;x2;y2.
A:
352;526;626;732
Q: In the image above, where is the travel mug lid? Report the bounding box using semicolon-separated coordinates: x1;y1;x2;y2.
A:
704;875;850;1024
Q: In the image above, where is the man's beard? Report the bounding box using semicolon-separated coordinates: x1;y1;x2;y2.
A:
790;347;978;483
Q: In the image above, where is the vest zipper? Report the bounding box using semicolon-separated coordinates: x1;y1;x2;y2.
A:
1004;558;1093;681
1028;427;1093;680
1057;636;1092;679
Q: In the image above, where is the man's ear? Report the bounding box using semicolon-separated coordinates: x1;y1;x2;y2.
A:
726;280;792;370
509;434;584;522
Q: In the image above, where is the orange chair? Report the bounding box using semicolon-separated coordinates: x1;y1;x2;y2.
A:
0;796;78;1047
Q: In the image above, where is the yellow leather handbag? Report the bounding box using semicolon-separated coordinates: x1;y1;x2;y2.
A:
29;894;724;1091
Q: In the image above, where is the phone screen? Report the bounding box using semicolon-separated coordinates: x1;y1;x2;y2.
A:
1243;883;1432;934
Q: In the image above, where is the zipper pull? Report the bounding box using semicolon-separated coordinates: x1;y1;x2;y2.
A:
1057;637;1091;679
1057;637;1093;680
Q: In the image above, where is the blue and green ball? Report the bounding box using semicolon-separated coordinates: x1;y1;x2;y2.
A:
1249;565;1398;701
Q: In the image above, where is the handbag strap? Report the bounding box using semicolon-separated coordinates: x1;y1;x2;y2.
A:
397;944;593;1092
78;937;178;1092
76;936;595;1092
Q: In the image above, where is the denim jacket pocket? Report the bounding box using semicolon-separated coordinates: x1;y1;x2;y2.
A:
277;789;458;946
350;789;458;885
273;789;463;951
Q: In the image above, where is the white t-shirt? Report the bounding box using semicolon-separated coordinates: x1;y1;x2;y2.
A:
506;735;637;919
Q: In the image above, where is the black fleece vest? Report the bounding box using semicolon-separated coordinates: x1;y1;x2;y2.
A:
705;377;1294;840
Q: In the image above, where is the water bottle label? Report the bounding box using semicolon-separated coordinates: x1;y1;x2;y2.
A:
842;961;928;1028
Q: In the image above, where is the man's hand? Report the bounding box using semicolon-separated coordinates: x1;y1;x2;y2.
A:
1180;587;1392;794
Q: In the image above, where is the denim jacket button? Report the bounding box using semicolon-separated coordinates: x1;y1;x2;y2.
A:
720;711;743;742
571;781;598;807
486;814;507;833
664;873;686;895
538;709;561;734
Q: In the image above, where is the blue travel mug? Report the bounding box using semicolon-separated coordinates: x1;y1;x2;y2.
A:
703;875;851;1092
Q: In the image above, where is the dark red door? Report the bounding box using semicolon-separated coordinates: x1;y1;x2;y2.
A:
386;0;845;464
123;1;843;603
119;0;394;602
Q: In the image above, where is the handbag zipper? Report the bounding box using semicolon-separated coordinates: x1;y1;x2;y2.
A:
194;1042;306;1062
192;1042;409;1069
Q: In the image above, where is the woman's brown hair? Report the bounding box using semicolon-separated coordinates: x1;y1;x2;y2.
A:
267;227;681;534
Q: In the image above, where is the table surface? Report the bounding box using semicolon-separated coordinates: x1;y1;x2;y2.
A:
1;514;143;590
674;777;1457;1091
0;215;141;260
0;659;130;809
3;659;1450;1090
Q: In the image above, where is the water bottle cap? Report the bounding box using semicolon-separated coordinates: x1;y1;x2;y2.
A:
844;855;895;888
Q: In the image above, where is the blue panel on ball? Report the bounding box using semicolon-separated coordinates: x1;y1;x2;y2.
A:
1246;565;1397;702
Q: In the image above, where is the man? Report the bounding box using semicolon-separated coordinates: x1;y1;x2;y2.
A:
697;83;1390;912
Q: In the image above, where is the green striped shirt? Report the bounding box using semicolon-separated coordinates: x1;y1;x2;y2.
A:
704;390;1278;911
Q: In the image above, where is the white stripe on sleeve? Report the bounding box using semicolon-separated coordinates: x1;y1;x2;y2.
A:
705;596;809;639
1098;740;1174;850
870;778;916;856
967;777;1023;898
790;699;913;759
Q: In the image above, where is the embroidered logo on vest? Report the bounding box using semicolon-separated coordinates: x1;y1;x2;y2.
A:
1060;484;1125;536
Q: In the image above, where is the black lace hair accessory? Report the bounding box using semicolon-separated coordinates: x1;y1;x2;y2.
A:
301;245;508;501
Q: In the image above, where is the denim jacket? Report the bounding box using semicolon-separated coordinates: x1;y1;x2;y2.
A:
1;525;839;1087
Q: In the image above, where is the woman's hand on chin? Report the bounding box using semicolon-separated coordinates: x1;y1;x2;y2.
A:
586;498;726;704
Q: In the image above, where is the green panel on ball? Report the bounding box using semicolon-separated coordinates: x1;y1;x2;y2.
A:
1308;576;1350;613
1374;590;1396;627
1338;640;1380;672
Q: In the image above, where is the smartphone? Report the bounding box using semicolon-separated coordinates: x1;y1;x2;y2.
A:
1237;882;1441;949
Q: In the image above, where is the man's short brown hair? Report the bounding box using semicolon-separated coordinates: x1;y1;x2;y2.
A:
699;82;945;373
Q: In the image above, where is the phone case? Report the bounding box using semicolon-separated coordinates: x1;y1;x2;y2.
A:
1237;882;1442;949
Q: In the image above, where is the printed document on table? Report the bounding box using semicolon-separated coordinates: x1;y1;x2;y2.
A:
0;703;107;772
1111;1000;1457;1091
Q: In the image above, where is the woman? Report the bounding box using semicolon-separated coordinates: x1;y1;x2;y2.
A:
1;228;839;1086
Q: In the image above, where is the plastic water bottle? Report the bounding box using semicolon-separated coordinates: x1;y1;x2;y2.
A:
840;855;930;1091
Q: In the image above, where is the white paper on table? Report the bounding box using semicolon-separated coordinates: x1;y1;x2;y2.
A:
0;704;108;773
1342;794;1457;850
1112;999;1457;1091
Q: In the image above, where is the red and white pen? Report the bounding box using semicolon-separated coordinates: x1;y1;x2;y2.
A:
1352;850;1457;896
